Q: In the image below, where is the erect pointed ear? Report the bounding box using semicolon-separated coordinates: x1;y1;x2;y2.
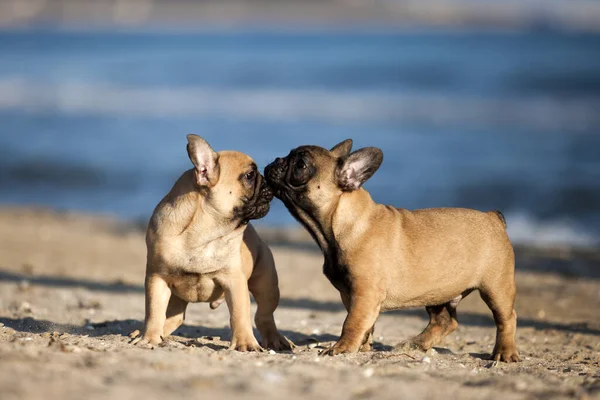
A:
336;147;383;191
187;134;220;187
330;139;353;158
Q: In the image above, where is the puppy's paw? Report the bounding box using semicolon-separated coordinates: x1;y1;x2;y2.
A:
129;329;162;348
229;336;264;352
360;342;373;352
320;341;359;356
262;333;295;352
491;346;519;363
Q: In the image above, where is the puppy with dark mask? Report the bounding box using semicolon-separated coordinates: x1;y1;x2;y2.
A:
265;139;518;362
131;135;292;352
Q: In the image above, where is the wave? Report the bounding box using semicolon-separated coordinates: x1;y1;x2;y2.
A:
0;78;599;131
505;212;599;248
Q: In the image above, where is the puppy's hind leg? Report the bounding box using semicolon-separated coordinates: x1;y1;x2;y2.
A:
402;302;459;352
163;295;188;337
479;280;519;363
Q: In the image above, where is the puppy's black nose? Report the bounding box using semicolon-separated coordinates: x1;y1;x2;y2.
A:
265;158;285;184
266;157;284;173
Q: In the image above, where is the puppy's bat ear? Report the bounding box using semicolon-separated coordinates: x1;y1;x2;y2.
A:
330;139;353;158
187;134;220;187
336;147;383;191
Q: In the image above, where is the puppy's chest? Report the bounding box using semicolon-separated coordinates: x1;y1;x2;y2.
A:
176;237;240;274
169;272;223;304
323;259;351;293
164;238;241;304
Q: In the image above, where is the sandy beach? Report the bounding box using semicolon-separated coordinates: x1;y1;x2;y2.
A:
0;206;598;399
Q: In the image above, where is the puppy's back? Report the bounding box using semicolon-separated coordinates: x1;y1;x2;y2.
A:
397;207;512;270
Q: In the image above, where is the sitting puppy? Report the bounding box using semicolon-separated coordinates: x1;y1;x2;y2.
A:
132;134;291;351
265;139;518;362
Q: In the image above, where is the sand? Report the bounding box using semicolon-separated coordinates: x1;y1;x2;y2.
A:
0;207;599;400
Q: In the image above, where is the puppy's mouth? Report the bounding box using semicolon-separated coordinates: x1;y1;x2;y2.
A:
264;158;291;199
236;175;274;224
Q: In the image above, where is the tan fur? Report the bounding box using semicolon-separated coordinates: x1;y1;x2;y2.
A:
265;141;518;362
132;138;291;352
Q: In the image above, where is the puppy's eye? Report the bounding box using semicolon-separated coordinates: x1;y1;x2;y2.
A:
245;170;256;181
295;159;307;170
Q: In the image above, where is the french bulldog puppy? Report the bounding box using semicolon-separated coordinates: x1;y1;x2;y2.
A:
132;134;292;352
265;139;518;362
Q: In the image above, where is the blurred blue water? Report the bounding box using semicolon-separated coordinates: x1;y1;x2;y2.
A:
0;30;599;246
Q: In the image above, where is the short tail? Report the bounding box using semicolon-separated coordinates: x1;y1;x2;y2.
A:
492;210;507;228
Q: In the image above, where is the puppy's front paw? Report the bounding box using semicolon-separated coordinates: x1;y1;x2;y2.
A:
360;342;373;352
491;345;519;363
262;333;295;352
230;336;264;352
320;341;359;356
129;329;162;348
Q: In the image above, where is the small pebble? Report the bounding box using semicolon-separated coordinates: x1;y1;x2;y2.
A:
18;280;31;291
19;301;32;313
363;368;374;378
425;348;437;357
312;328;320;335
268;349;276;355
0;322;4;328
421;356;431;364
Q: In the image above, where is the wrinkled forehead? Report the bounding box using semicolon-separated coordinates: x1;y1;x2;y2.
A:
218;151;256;175
289;145;332;161
289;145;338;182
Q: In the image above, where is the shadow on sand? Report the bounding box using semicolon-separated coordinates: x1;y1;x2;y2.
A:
0;315;340;351
1;267;598;338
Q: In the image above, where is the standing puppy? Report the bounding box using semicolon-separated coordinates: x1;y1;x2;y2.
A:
265;139;518;362
133;135;291;351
